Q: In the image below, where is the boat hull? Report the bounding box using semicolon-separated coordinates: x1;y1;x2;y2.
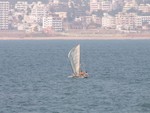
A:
68;74;88;78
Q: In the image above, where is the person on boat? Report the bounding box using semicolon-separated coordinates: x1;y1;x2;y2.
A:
79;70;85;76
79;70;88;77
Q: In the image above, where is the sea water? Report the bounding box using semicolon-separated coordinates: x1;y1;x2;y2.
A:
0;40;150;113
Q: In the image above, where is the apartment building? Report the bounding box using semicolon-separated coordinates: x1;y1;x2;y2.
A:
116;12;137;29
53;0;60;5
102;14;115;28
141;16;150;23
0;1;9;30
43;15;63;31
15;1;28;11
123;0;138;11
135;16;142;27
31;2;48;23
90;0;113;13
101;0;112;12
138;4;150;13
55;12;67;20
49;0;60;6
90;0;100;13
79;16;91;25
92;14;102;25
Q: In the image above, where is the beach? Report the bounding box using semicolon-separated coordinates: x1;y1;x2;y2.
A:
0;31;150;40
0;36;150;40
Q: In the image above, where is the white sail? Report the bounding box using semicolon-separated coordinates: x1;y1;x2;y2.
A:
68;45;80;76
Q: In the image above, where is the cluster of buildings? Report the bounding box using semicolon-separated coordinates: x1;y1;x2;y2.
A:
0;0;150;34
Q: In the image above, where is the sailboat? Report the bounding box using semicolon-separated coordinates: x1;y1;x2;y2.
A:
68;44;88;78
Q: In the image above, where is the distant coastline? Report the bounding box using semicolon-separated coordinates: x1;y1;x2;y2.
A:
0;36;150;40
0;31;150;40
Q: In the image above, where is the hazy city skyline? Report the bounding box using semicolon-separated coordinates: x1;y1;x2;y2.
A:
0;0;150;36
6;0;150;4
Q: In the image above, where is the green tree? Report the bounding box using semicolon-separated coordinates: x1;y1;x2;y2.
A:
92;10;103;17
126;8;137;13
18;15;23;22
67;8;75;22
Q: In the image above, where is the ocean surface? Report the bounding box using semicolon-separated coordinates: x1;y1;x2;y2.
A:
0;40;150;113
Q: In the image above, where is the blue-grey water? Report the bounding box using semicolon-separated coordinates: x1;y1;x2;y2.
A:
0;40;150;113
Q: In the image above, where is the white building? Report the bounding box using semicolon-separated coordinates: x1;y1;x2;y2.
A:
31;2;48;23
43;16;63;31
135;16;142;27
23;15;37;24
53;0;60;5
141;16;150;23
138;4;150;13
90;0;100;13
90;0;113;13
116;12;137;30
55;12;67;20
49;0;60;6
101;0;112;12
102;13;115;28
123;0;138;11
80;16;93;25
15;1;28;11
0;1;9;30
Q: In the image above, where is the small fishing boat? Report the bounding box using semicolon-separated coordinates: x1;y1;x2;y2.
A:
68;44;88;78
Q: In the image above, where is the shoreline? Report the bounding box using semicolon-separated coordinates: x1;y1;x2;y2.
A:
0;31;150;40
0;36;150;40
